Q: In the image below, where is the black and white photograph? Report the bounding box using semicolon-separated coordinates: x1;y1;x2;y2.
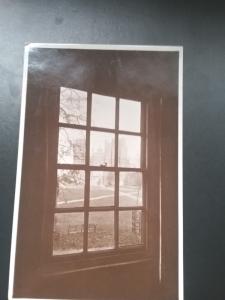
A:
8;44;182;300
2;2;225;300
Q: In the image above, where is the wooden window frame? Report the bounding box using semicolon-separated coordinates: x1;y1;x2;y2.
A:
45;90;149;265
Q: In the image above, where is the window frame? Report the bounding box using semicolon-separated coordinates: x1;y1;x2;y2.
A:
44;89;149;264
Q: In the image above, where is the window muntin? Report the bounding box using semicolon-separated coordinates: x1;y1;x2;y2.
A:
53;87;146;256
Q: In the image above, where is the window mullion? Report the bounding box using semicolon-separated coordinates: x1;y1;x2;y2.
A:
83;92;92;253
114;97;119;249
141;100;147;248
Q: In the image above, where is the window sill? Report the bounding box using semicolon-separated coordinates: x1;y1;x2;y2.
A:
39;248;151;278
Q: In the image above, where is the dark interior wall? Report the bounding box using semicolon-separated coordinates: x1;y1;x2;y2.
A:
28;48;178;98
0;1;225;300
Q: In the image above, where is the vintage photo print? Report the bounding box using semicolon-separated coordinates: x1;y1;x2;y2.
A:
8;44;183;300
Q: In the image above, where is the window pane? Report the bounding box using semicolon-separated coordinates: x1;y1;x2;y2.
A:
119;99;141;132
58;127;86;164
118;135;141;168
119;172;142;206
53;213;84;255
90;131;115;166
56;170;85;208
119;210;143;247
88;211;114;251
59;87;87;125
91;94;115;129
90;172;114;206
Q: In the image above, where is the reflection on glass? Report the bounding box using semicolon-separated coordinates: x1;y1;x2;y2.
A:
56;170;85;208
119;210;143;247
90;131;115;166
119;99;141;132
58;127;86;164
88;211;114;251
90;172;114;206
118;135;141;168
59;87;87;125
91;94;115;129
53;212;84;255
119;172;142;206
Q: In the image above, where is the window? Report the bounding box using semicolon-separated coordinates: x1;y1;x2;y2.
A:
52;87;147;257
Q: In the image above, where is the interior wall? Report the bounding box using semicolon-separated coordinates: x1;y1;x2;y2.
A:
16;262;155;300
1;1;225;300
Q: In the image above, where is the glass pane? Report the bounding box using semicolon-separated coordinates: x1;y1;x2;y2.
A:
58;127;86;164
88;211;114;251
119;210;143;247
56;170;85;208
119;99;141;132
119;172;142;206
59;87;87;125
53;212;84;255
90;171;115;206
91;93;115;129
90;131;115;166
118;135;141;168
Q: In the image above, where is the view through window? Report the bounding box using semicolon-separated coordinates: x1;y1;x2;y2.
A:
53;87;146;256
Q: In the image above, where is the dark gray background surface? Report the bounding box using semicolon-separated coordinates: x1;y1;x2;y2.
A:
0;1;225;299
